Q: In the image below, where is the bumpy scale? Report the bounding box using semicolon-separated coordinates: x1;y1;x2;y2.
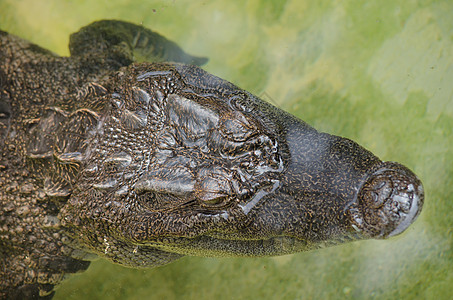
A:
0;20;424;299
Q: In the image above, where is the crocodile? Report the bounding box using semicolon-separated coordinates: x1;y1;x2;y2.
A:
0;20;424;299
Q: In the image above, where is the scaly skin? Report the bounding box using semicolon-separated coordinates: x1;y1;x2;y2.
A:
0;20;424;299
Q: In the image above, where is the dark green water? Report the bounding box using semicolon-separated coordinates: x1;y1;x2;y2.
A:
1;0;452;299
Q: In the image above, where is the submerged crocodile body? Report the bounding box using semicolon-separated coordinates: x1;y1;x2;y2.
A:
0;20;424;299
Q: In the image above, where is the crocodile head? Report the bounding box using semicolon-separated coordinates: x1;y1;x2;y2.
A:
60;63;424;262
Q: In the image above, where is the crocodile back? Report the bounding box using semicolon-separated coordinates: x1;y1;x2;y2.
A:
0;31;104;299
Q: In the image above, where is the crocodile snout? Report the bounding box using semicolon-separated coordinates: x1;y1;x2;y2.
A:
350;162;424;238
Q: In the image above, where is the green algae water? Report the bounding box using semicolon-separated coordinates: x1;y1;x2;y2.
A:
1;0;452;299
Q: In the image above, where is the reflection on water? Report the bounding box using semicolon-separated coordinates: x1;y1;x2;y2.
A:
1;0;452;299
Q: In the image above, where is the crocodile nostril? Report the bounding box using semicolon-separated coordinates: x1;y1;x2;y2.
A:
363;175;393;209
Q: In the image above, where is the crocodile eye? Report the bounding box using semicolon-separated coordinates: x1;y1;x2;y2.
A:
197;178;232;208
228;93;251;113
195;166;234;208
200;194;230;207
